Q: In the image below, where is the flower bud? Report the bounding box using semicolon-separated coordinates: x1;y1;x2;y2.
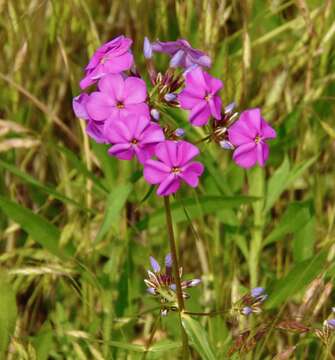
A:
150;108;160;121
143;37;153;59
164;93;177;102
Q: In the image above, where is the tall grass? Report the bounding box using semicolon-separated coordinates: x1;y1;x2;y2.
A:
0;0;335;358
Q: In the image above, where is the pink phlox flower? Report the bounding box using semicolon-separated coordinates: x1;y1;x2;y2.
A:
80;35;134;89
72;93;107;143
178;66;223;126
151;39;211;68
86;74;149;130
144;140;204;196
106;116;165;163
228;108;276;168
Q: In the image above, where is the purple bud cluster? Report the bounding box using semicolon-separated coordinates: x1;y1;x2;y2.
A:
144;254;200;315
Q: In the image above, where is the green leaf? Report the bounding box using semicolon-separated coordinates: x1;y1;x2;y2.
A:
95;183;132;242
56;144;108;194
266;250;327;309
293;214;315;262
264;156;290;213
137;195;259;230
0;273;17;357
0;196;74;259
264;156;318;213
0;159;94;213
264;202;311;246
181;314;217;360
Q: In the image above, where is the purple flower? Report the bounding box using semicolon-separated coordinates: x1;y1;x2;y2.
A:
72;93;107;143
144;253;201;315
228;108;276;169
152;39;211;68
251;287;265;298
150;109;160;121
143;140;204;196
80;36;134;89
106;116;165;163
143;37;153;59
86;74;149;127
242;306;253;316
325;319;335;330
178;67;223;126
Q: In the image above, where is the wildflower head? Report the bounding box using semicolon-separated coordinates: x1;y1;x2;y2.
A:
178;67;222;126
144;254;201;315
228;108;276;168
152;39;211;68
80;36;134;89
143;140;204;196
232;287;268;317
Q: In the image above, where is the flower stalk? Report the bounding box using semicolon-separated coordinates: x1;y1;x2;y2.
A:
163;196;189;359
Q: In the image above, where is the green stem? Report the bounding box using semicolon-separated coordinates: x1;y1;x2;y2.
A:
163;196;189;359
248;167;265;288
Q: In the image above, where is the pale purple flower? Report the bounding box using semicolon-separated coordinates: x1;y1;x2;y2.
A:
325;319;335;330
86;74;149;127
150;108;160;121
251;287;266;298
106;116;165;163
174;128;185;137
228;108;276;169
152;39;211;68
242;306;253;316
80;36;134;89
143;140;204;196
178;67;223;126
72;93;107;143
164;93;177;102
144;253;201;315
143;37;153;59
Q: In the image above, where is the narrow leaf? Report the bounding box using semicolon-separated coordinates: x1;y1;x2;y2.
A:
182;314;217;360
0;196;73;259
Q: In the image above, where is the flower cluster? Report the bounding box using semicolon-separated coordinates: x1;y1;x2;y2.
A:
232;287;268;317
144;254;201;316
315;307;335;345
73;35;276;196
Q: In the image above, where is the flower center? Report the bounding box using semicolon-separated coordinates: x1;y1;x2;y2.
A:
131;139;138;145
205;93;212;101
254;135;261;144
116;101;124;109
171;167;181;174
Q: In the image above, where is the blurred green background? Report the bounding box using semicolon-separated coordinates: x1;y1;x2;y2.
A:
0;0;335;359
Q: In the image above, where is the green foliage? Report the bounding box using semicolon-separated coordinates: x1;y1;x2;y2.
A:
0;273;17;357
0;0;334;358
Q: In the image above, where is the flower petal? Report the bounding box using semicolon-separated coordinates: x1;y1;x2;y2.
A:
123;103;150;118
260;118;276;139
189;100;211;126
103;52;134;74
157;174;180;196
108;143;134;160
123;77;147;104
86;92;114;121
208;96;222;120
143;159;170;184
177;141;200;165
180;161;204;187
98;74;124;101
105;120;132;143
155;141;178;167
232;142;258;168
256;142;269;167
73;94;90;119
178;91;201;109
150;256;161;273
